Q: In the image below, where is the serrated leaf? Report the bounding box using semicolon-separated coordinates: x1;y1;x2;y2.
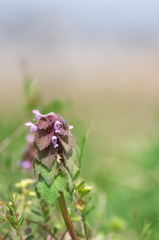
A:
66;170;74;193
25;228;32;235
36;173;68;205
37;118;51;130
34;159;58;185
34;144;57;169
85;206;95;216
58;134;75;158
25;235;34;240
66;147;79;178
35;129;54;151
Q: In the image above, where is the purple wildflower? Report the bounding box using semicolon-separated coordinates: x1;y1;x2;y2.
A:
52;136;58;148
20;160;32;169
54;120;61;133
25;122;37;133
32;110;43;120
25;110;75;169
26;134;34;143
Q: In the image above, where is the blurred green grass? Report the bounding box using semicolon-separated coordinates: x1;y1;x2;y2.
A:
1;92;159;239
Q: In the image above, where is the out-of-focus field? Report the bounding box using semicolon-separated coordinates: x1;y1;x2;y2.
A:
1;45;159;238
1;1;159;238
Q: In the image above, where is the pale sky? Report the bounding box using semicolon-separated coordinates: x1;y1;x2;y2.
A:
0;0;159;48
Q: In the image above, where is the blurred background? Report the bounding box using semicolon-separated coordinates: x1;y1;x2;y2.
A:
1;0;159;238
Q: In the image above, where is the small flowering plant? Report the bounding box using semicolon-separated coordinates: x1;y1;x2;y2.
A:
25;110;78;205
25;110;79;240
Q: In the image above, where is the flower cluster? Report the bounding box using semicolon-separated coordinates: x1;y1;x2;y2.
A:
25;110;75;170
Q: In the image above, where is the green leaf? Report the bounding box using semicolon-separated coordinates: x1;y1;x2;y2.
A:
7;215;19;230
78;185;92;198
73;170;80;180
25;228;32;235
70;216;81;222
66;147;79;181
75;181;86;190
36;173;68;205
25;235;34;240
34;144;57;169
85;206;95;216
19;213;24;227
66;170;74;193
6;203;14;213
80;189;91;199
34;159;58;185
53;227;59;234
30;209;42;216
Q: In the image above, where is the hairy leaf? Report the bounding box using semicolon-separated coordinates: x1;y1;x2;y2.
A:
34;159;58;185
36;174;67;205
34;129;54;151
34;144;57;169
37;118;51;130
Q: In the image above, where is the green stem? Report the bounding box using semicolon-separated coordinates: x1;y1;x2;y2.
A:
58;191;79;240
82;215;89;240
9;188;23;240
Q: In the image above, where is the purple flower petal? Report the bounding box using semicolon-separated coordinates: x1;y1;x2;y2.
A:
69;125;74;129
32;110;40;115
52;135;58;148
54;120;61;133
26;134;34;143
21;160;32;169
25;122;37;133
32;109;43;120
25;122;33;126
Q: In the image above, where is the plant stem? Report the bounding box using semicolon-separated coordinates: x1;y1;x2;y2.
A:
60;229;67;240
25;218;58;240
9;188;23;240
58;191;79;240
82;215;89;240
